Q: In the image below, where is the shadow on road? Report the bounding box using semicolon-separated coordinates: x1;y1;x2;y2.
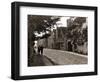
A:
28;54;57;67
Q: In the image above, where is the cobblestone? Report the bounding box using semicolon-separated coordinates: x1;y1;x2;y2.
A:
43;48;88;65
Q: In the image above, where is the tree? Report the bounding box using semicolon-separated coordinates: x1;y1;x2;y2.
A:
28;15;60;35
73;17;86;26
66;17;87;46
28;15;60;57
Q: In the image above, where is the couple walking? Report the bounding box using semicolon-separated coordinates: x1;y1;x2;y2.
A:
34;45;44;55
37;45;44;55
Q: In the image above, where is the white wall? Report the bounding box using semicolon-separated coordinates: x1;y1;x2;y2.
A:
0;0;99;82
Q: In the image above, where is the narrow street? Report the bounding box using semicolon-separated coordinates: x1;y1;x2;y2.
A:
43;48;88;65
29;48;87;66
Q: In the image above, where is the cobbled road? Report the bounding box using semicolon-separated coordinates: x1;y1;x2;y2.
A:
43;48;88;65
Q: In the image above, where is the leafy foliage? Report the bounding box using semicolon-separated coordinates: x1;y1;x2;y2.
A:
28;15;60;35
66;17;87;45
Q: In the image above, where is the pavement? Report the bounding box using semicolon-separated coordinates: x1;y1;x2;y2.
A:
43;48;88;65
28;54;57;66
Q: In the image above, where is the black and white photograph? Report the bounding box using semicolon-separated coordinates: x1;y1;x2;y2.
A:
11;2;97;80
28;15;88;66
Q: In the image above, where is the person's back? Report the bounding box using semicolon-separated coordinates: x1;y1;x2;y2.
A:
38;45;41;55
40;45;44;55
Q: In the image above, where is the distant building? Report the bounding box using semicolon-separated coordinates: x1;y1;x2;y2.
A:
67;17;75;27
37;38;46;47
47;30;56;49
44;27;68;50
55;27;67;50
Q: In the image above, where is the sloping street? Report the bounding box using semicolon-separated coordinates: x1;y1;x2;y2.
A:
29;48;87;66
43;48;88;65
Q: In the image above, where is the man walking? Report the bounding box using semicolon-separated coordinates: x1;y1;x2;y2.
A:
40;45;44;55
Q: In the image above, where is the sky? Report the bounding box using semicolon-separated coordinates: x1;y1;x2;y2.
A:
56;17;70;27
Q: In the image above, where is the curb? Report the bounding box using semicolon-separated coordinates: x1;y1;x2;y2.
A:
44;55;59;65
